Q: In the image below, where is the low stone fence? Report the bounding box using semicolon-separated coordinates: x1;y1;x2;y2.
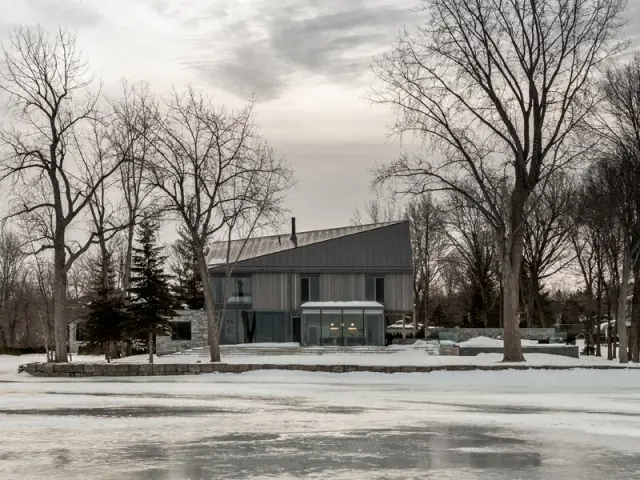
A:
19;361;631;377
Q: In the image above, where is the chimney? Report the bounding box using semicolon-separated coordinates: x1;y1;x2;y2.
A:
290;217;298;247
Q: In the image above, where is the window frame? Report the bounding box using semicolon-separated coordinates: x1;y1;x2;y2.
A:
171;321;192;341
300;275;320;303
365;275;385;304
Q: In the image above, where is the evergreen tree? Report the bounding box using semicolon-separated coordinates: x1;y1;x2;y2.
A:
82;253;129;362
170;226;205;310
128;218;176;363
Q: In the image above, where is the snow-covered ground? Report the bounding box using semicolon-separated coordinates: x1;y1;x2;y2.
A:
1;340;634;372
1;367;640;479
459;336;541;347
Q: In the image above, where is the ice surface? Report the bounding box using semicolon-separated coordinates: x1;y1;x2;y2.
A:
2;369;640;479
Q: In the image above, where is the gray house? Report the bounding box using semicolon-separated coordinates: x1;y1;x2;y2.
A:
205;219;413;346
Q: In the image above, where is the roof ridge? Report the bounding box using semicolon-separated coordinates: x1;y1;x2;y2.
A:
209;220;404;245
206;220;408;266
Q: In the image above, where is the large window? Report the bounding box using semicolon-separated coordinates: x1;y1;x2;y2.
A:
344;310;364;346
171;322;192;341
301;307;384;346
365;276;385;304
75;323;86;342
213;276;252;304
303;312;322;346
321;310;342;346
300;276;320;303
364;312;383;345
219;310;290;344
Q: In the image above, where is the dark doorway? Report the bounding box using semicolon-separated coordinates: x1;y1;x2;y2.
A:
292;316;301;344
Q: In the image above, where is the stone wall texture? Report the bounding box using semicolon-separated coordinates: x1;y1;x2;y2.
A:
156;310;208;355
459;345;580;358
20;361;626;377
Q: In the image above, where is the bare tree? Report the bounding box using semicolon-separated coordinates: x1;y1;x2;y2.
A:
0;27;129;362
406;194;447;331
351;195;400;225
583;158;627;359
570;193;600;356
595;55;640;363
522;173;576;327
109;80;157;297
444;194;500;328
145;87;293;362
371;0;625;361
0;230;27;350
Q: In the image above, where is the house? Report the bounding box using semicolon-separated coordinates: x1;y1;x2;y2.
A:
201;218;414;347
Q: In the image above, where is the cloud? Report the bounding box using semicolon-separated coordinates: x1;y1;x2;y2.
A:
23;0;103;28
175;0;415;100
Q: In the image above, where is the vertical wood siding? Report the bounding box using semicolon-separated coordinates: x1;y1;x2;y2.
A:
251;272;413;312
384;273;414;311
252;273;290;310
319;274;365;301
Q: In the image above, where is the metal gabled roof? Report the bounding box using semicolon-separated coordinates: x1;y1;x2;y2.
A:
206;221;404;267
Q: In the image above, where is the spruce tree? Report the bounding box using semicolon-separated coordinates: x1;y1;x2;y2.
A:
170;225;205;310
128;218;176;363
83;252;129;362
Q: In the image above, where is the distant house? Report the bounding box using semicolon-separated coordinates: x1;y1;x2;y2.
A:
200;218;414;347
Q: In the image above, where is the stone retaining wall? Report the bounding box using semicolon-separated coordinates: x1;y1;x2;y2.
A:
20;361;630;377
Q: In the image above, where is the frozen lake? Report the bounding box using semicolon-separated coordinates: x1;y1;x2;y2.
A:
2;368;640;479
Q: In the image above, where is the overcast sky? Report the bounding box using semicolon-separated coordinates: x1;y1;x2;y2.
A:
0;0;638;237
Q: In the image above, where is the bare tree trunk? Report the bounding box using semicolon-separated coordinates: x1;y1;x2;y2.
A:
617;240;631;363
148;330;154;364
632;264;640;362
498;274;504;328
502;256;525;362
607;293;613;359
37;310;49;362
196;249;220;362
53;242;68;363
423;272;429;330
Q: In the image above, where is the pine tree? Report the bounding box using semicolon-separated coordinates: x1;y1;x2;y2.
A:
82;253;129;362
128;218;176;363
170;226;205;310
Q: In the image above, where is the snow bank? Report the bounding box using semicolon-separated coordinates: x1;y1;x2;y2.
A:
459;336;541;347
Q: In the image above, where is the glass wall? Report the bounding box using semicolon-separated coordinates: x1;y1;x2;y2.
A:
213;276;253;305
321;310;342;346
219;310;289;344
254;312;287;343
364;311;383;345
343;310;364;346
303;311;321;346
301;307;384;346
